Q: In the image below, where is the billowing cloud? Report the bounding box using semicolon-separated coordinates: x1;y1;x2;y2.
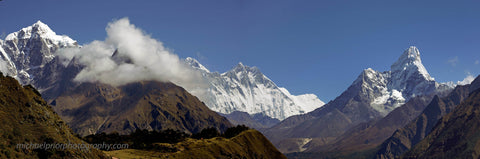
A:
57;17;207;94
0;59;10;76
447;56;458;67
457;74;475;85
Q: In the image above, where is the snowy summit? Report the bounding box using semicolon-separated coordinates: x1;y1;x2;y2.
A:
6;21;76;47
354;46;452;115
391;46;434;82
186;57;325;120
0;21;78;84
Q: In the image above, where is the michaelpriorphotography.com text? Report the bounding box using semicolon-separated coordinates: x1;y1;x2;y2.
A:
16;142;128;151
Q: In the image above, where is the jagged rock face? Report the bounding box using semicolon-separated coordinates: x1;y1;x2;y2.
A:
264;46;454;154
0;21;78;99
316;46;449;123
354;46;451;116
185;57;325;121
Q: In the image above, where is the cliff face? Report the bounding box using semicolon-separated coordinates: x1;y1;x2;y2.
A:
0;73;106;158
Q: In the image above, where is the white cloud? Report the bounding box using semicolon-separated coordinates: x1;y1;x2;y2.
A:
475;60;479;65
0;59;10;75
447;56;458;66
457;74;475;85
57;17;207;94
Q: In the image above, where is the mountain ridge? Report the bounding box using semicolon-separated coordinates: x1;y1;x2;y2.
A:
375;75;480;159
51;81;233;136
186;57;325;121
264;46;453;154
402;85;480;158
1;21;324;123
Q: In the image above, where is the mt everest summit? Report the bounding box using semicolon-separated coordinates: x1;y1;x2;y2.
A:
185;57;325;121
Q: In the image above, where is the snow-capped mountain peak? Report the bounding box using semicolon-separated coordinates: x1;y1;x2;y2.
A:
5;20;76;47
185;57;210;72
391;46;434;81
1;21;78;84
352;46;452;116
30;20;55;37
231;63;261;75
232;62;248;72
185;57;325;120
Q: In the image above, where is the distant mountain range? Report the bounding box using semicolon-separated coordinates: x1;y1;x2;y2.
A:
0;21;233;136
3;20;480;159
264;46;454;154
185;57;325;121
0;21;290;158
0;21;325;126
0;65;286;159
219;111;281;130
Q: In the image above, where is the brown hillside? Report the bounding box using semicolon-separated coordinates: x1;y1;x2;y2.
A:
51;81;233;136
402;88;480;158
0;73;106;158
106;129;287;159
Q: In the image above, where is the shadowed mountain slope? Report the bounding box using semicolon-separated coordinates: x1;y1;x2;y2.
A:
0;73;106;158
264;47;452;153
402;86;480;158
307;94;437;154
51;81;233;136
375;76;480;159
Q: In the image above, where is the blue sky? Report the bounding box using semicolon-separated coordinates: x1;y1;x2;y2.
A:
1;0;479;102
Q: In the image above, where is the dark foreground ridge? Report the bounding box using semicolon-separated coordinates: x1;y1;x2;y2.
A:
0;73;106;158
103;129;287;159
